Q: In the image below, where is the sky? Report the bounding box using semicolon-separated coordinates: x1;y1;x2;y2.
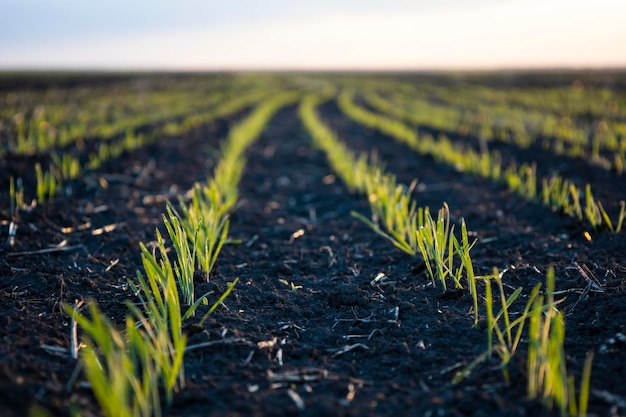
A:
1;0;626;71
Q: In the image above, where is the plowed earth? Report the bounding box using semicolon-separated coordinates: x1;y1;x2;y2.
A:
1;89;626;417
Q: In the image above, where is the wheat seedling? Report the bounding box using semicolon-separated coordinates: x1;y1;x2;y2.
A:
527;267;595;417
453;268;541;384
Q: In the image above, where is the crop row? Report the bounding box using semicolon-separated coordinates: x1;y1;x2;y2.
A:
300;92;594;416
13;88;270;206
64;92;300;417
336;90;625;234
0;75;291;156
2;77;223;155
300;93;475;291
339;77;626;173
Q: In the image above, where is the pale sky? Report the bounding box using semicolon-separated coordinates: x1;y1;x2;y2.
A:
1;0;626;70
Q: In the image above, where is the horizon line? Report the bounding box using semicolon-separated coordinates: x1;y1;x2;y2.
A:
2;65;626;74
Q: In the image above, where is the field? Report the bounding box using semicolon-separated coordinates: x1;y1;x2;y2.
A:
1;71;625;417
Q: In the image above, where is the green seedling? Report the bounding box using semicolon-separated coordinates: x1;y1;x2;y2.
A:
9;176;24;218
453;266;596;416
486;269;541;382
454;268;540;384
302;94;420;256
353;175;421;257
172;92;300;277
383;78;622;168
174;184;230;276
455;219;478;327
568;184;584;221
135;228;219;329
279;279;303;292
161;206;201;307
583;184;625;233
132;232;187;391
51;153;81;180
35;163;58;204
584;184;603;229
65;302;167;417
415;203;462;290
527;267;595;417
542;176;571;212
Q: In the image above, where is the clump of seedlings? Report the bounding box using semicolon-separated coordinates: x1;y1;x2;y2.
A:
453;267;594;417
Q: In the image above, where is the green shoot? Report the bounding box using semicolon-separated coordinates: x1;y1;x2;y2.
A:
454;268;540;384
617;201;626;233
415;203;461;290
65;302;165;417
9;176;24;218
161;206;200;306
456;219;478;327
173;185;230;277
51;153;82;180
527;267;594;416
35;163;58;204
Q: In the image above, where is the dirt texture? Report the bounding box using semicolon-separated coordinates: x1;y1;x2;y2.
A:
1;84;626;417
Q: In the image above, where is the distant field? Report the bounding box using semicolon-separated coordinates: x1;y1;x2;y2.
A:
1;71;625;417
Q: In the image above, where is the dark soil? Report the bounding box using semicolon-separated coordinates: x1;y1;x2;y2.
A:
1;83;626;417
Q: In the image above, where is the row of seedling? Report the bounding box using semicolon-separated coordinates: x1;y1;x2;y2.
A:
339;75;625;123
360;79;626;171
299;93;478;301
1;75;273;156
65;92;298;417
3;80;220;155
337;90;625;233
301;92;595;415
26;89;270;206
